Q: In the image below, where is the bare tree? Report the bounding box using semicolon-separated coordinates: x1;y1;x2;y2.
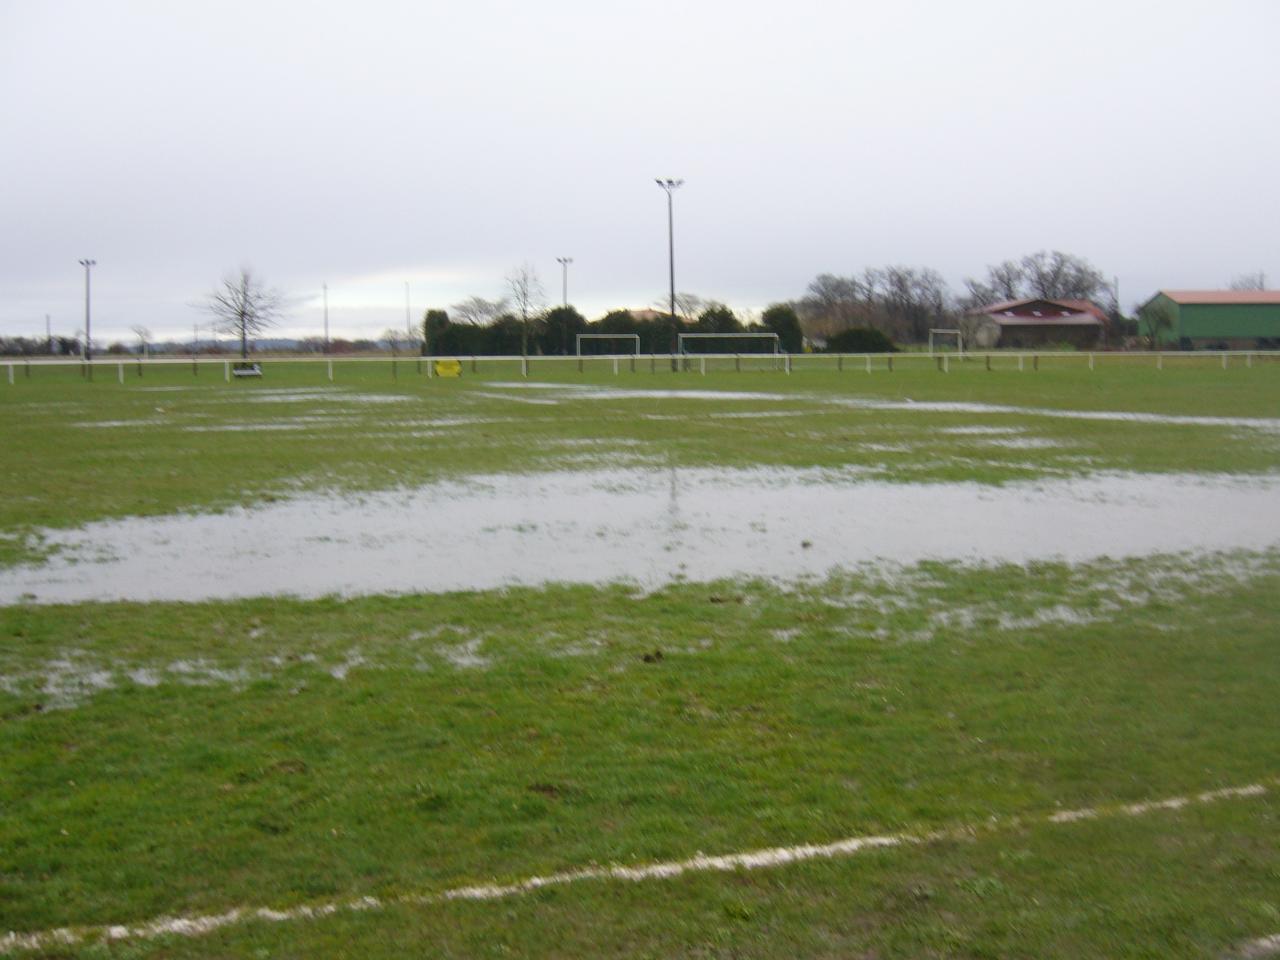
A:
1020;250;1106;301
402;326;423;356
650;291;707;323
130;325;152;357
796;274;867;340
798;268;953;343
449;295;509;326
505;263;545;357
1139;301;1173;349
382;328;407;356
963;259;1023;307
963;251;1107;307
1228;271;1267;291
204;268;284;360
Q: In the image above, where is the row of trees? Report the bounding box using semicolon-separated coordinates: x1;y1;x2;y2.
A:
794;250;1122;346
16;256;1262;361
414;300;805;356
394;262;802;356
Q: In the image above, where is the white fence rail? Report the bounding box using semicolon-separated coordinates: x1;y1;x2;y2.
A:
3;349;1278;385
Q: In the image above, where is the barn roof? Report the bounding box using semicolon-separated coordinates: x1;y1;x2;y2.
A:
1156;290;1280;305
968;297;1107;322
991;313;1101;327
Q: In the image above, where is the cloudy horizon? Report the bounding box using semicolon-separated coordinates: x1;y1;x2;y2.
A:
3;0;1277;345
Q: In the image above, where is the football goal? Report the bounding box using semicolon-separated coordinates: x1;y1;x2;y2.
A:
928;328;964;355
576;333;641;356
676;332;781;355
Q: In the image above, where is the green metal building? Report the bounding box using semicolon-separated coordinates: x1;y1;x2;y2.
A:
1140;290;1280;348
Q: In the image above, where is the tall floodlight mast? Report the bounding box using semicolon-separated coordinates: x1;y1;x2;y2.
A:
78;259;96;379
556;256;573;306
655;179;683;358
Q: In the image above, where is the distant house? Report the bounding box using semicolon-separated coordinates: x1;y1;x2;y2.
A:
625;309;670;323
965;297;1107;349
1138;290;1280;348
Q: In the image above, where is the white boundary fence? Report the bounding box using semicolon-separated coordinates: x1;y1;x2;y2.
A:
677;332;780;354
3;349;1277;385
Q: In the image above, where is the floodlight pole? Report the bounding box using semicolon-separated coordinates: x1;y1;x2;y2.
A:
556;256;573;306
78;259;96;379
656;179;683;360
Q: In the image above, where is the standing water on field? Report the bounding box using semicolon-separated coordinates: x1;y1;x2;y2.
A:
1;467;1279;605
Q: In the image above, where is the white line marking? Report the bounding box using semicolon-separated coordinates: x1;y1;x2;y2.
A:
1235;933;1280;959
1;779;1271;953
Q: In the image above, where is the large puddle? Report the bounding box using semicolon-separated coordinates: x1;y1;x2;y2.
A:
2;468;1279;605
482;382;1280;432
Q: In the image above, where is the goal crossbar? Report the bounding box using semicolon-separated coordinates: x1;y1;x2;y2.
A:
576;333;641;356
677;332;781;354
928;328;963;356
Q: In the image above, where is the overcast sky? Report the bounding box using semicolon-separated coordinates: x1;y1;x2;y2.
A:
2;0;1277;343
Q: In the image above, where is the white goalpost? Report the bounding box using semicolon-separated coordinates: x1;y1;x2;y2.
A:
676;332;781;354
928;328;963;356
576;333;641;356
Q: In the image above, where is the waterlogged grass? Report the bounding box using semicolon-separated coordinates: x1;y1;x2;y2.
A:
3;358;1279;956
155;798;1280;960
1;553;1278;956
1;358;1279;567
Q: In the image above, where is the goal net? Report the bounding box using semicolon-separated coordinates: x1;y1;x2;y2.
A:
928;328;964;355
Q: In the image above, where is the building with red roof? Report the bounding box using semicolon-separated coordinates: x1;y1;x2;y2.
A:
965;297;1107;349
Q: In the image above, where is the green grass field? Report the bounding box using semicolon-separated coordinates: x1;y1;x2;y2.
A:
2;356;1278;957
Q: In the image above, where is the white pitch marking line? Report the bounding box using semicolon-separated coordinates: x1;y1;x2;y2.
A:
1234;932;1280;959
1;779;1272;954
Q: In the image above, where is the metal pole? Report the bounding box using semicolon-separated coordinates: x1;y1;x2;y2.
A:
656;179;683;362
78;259;96;379
323;283;329;354
556;257;573;306
666;191;675;327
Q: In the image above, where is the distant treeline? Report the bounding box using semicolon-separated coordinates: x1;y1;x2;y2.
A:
421;249;1121;355
418;303;804;356
3;250;1152;358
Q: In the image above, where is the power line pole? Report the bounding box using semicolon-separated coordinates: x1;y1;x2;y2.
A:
556;256;573;306
655;179;683;361
78;259;96;379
